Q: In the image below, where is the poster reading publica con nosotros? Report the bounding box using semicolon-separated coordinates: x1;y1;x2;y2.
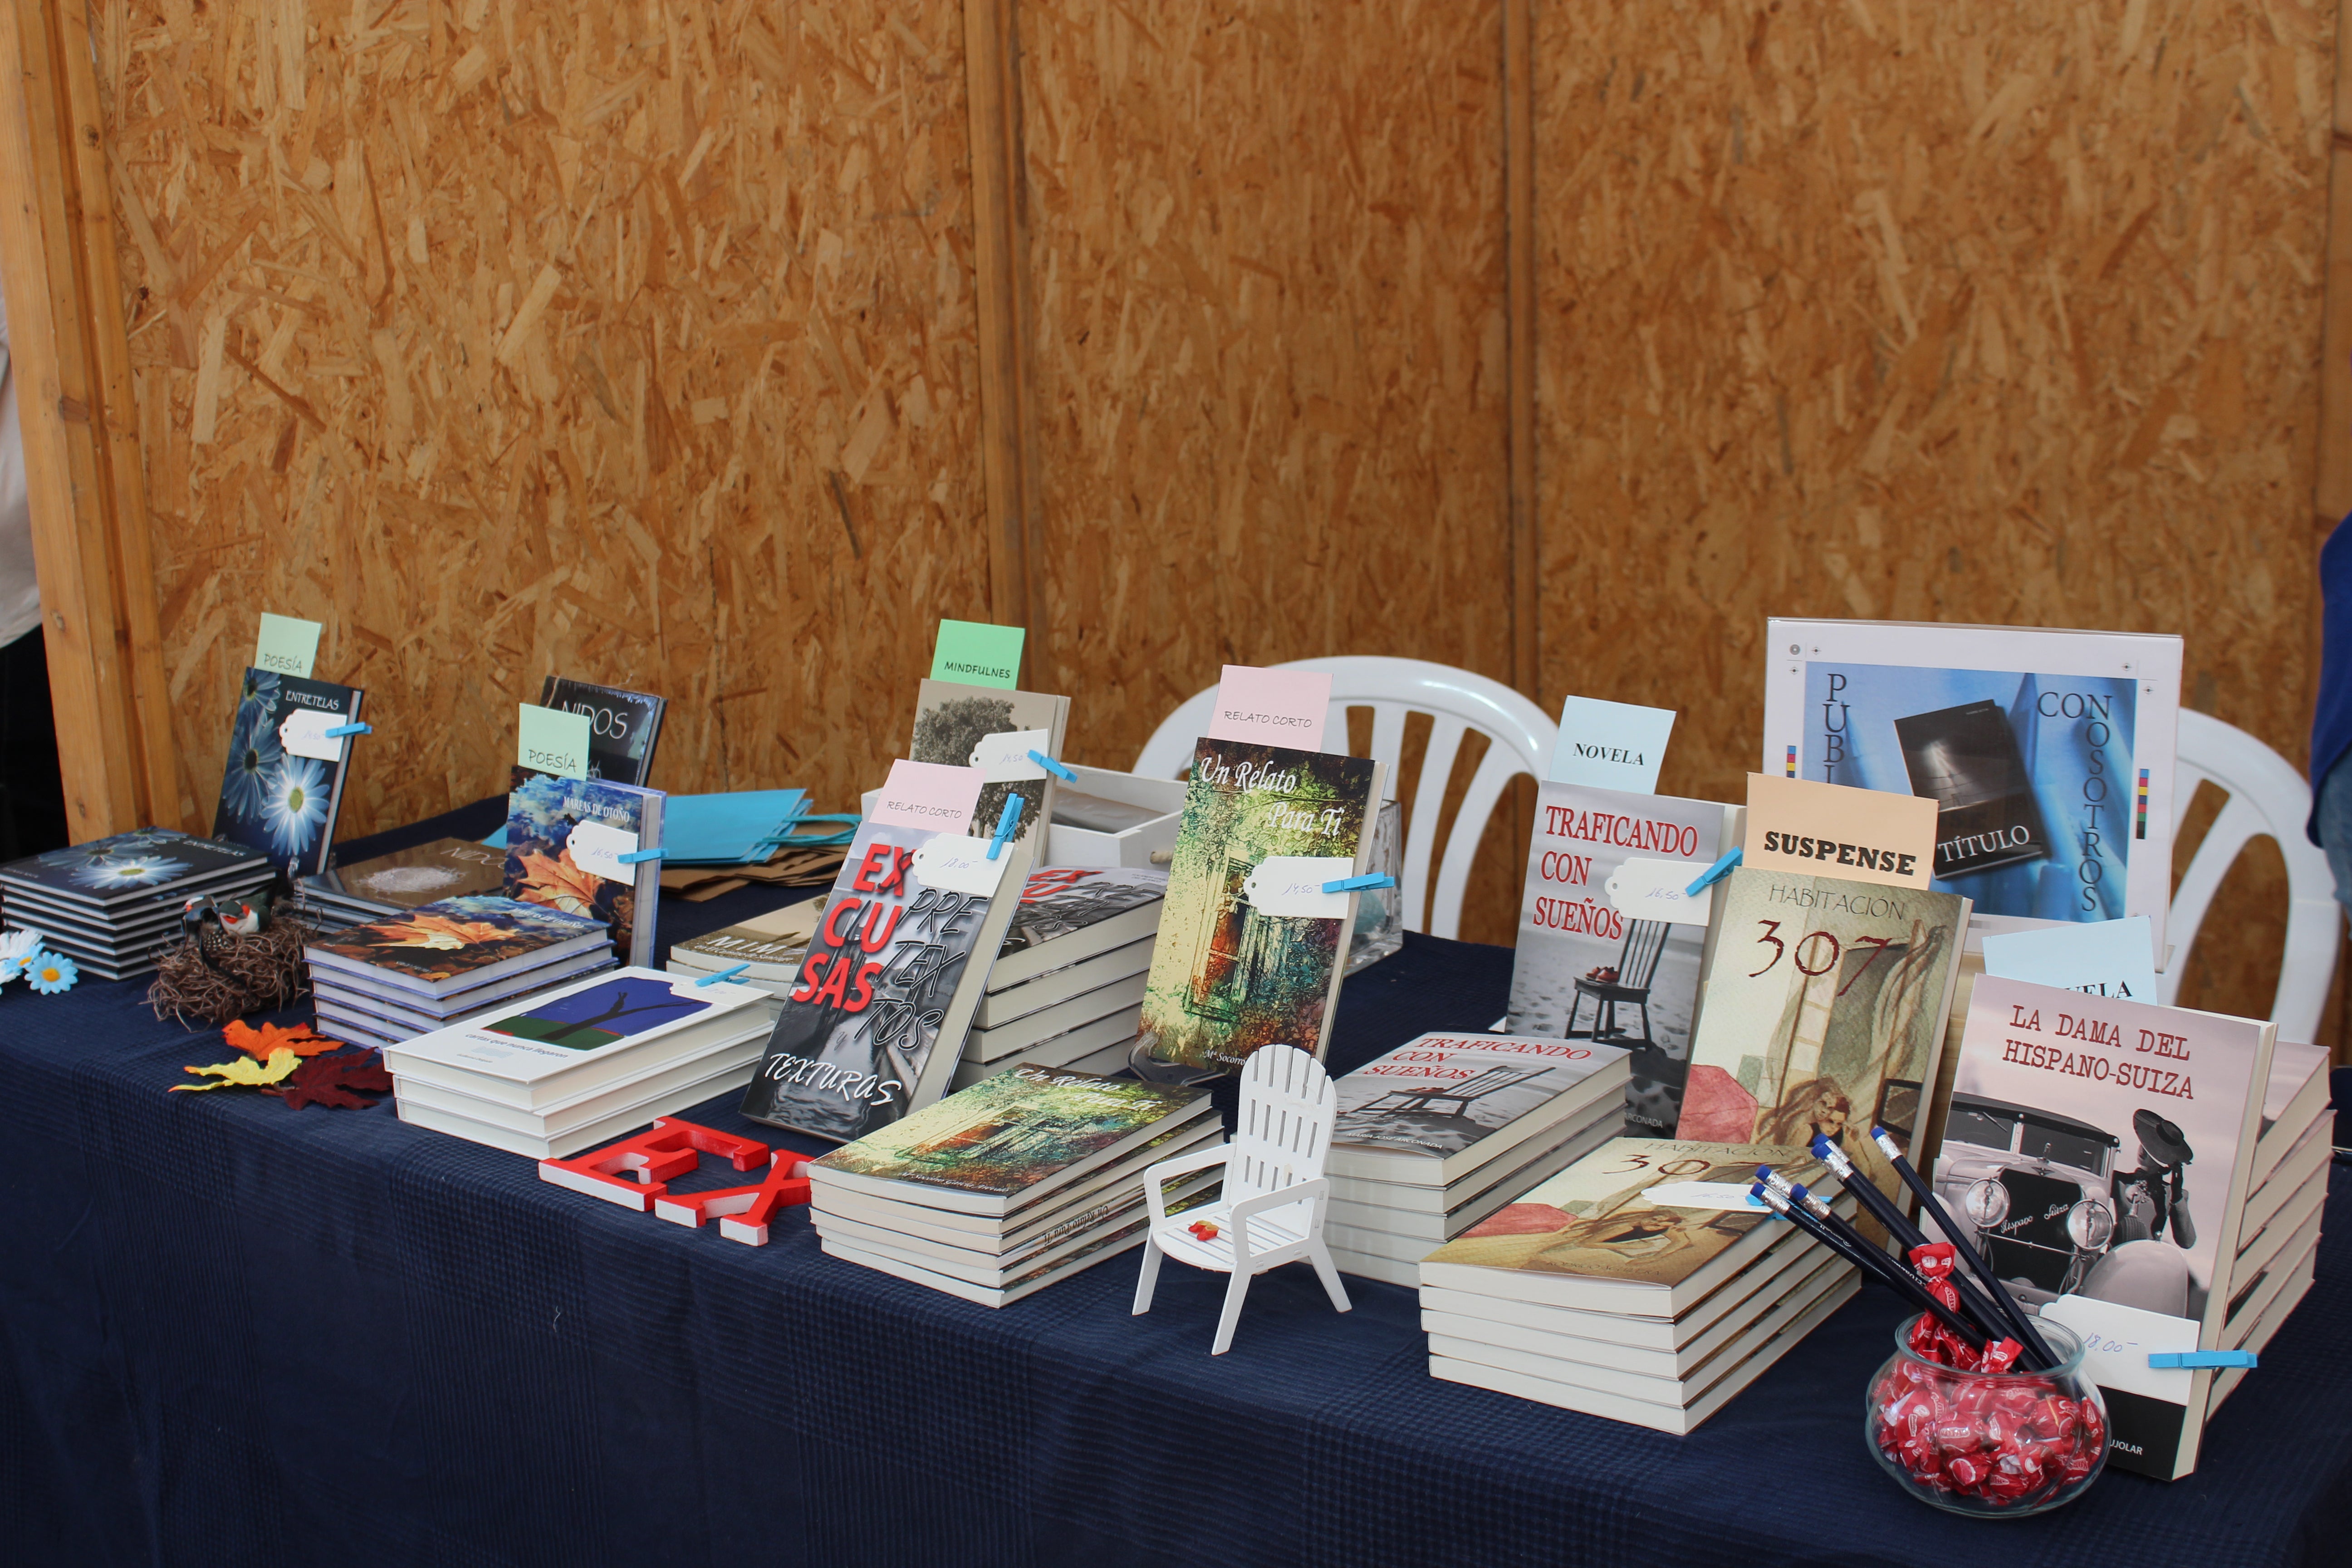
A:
1760;620;2182;956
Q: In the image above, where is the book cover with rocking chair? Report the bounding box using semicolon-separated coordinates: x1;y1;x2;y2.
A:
1506;781;1727;1138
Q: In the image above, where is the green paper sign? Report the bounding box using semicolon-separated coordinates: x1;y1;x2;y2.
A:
517;703;592;780
253;612;322;678
930;619;1025;689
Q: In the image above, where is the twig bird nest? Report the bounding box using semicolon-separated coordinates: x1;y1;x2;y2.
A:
147;916;321;1027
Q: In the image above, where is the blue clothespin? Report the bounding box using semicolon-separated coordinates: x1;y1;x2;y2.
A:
695;962;752;987
617;847;666;863
2149;1350;2257;1369
1026;748;1078;783
323;722;371;738
1685;848;1742;897
1321;872;1396;894
985;794;1022;860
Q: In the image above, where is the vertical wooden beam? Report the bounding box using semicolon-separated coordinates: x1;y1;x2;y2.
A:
53;0;179;827
0;0;154;838
2322;1;2352;526
1502;0;1538;704
964;0;1044;682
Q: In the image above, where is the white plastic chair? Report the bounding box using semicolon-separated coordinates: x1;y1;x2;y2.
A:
1134;657;1558;940
1131;1045;1350;1354
2155;710;2339;1043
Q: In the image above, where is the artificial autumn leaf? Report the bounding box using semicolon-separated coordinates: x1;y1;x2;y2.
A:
513;848;604;917
223;1019;347;1061
170;1047;300;1092
383;912;508;951
269;1050;394;1111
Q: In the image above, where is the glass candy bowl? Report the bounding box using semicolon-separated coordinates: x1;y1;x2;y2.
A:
1867;1315;2107;1518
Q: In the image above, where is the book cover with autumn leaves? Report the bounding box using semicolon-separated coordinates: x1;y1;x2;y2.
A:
504;767;664;965
306;894;608;991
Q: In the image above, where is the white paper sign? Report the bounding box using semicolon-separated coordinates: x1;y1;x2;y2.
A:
565;819;640;883
1549;695;1676;792
968;728;1054;782
1604;856;1716;927
278;707;348;763
1241;856;1355;918
912;834;1014;897
2035;1294;2200;1405
1642;1181;1766;1211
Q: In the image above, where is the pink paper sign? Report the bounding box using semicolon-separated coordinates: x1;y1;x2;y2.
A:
867;759;985;832
1205;665;1332;750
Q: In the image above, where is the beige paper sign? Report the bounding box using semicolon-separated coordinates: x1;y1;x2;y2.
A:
1744;772;1936;889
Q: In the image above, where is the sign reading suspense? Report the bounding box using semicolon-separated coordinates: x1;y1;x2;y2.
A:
1743;772;1936;890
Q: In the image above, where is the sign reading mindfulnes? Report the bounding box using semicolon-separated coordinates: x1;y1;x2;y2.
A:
1205;665;1331;750
517;703;592;781
253;612;322;679
1549;695;1676;793
1743;772;1936;890
930;619;1026;689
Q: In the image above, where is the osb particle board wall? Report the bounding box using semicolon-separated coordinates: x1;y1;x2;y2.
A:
1534;0;2339;1023
101;0;990;838
1015;0;1514;745
73;0;2347;1013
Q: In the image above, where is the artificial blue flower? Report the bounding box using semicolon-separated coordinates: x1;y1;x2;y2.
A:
25;949;76;994
264;756;329;858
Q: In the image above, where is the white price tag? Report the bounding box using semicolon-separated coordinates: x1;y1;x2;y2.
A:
912;834;1013;897
1605;856;1716;927
1642;1181;1766;1211
565;819;640;883
1241;856;1355;918
278;707;348;763
967;729;1054;782
2037;1295;2200;1405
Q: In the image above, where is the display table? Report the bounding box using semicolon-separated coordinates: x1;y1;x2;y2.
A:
3;803;2347;1567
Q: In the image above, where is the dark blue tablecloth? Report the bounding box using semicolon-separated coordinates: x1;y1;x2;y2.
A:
3;803;2348;1567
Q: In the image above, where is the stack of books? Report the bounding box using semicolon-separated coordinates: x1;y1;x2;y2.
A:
0;829;275;980
2211;1040;2332;1411
305;895;614;1051
296;838;508;932
385;967;773;1158
663;899;820;1011
809;1065;1220;1307
952;867;1166;1091
1418;1139;1859;1434
1321;1033;1632;1285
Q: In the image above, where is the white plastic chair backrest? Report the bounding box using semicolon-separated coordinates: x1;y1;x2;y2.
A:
2155;709;2338;1043
1225;1045;1337;1205
1134;657;1558;940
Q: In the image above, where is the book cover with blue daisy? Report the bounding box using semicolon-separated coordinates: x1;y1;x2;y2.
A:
0;827;267;905
212;666;364;877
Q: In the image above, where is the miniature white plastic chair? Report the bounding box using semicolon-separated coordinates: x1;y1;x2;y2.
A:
1134;657;1558;940
2156;710;2339;1043
1132;1044;1350;1354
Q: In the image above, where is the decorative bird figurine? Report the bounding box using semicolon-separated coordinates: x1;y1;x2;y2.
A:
180;897;233;972
220;900;266;938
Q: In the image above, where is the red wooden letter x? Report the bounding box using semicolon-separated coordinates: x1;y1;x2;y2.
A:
537;1118;771;1212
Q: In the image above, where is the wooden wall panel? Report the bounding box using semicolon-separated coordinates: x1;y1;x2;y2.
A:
1535;0;2337;1025
100;0;990;838
1017;0;1514;759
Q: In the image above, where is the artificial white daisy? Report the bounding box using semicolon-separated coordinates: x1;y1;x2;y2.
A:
0;927;40;982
